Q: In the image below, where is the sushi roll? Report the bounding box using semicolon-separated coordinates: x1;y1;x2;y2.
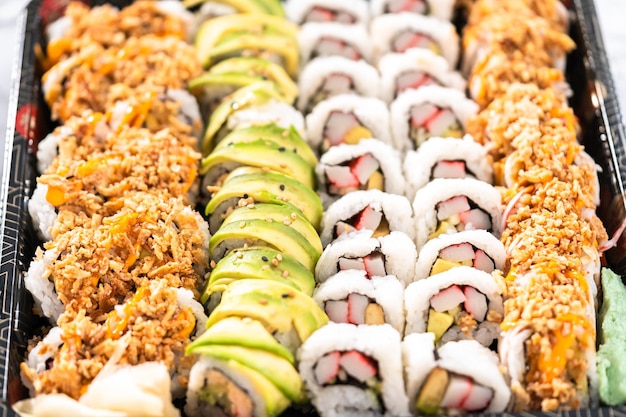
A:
370;0;456;21
412;178;502;250
378;49;466;104
208;204;323;271
201;246;316;308
414;230;506;280
305;94;393;152
297;56;381;113
403;136;493;200
315;230;417;287
298;22;373;64
313;271;405;333
402;333;511;415
183;0;285;16
298;323;410;417
390;86;479;151
194;13;299;76
204;168;323;233
316;139;405;205
321;190;415;246
285;0;370;25
370;13;459;67
404;266;504;347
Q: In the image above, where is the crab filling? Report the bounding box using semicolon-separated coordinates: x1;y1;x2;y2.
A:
426;284;496;346
325;154;384;196
312;37;362;61
198;369;254;417
385;0;430;14
338;251;387;278
430;160;476;182
322;111;373;151
392;30;440;55
430;195;492;239
309;73;356;113
313;351;382;399
305;7;357;24
430;243;495;276
410;103;463;148
395;70;441;98
325;293;385;325
334;206;390;239
415;367;494;415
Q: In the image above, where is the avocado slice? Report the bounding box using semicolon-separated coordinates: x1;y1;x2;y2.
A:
215;124;316;167
415;367;449;415
201;140;316;189
202;81;287;153
183;0;285;17
209;218;321;271
222;204;322;255
195;14;297;68
187;317;295;364
191;345;305;403
209;57;298;104
207;32;299;78
207;279;328;347
203;246;316;302
205;170;323;231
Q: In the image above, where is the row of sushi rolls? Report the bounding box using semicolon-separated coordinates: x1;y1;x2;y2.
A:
15;0;626;416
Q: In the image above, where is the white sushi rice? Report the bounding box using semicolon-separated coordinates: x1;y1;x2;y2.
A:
403;266;504;347
390;86;479;152
36;126;72;174
400;332;437;413
28;184;57;242
22;326;64;396
412;178;503;251
298;22;373;64
297;56;381;112
316;138;406;202
305;94;394;150
226;100;305;137
369;0;456;21
414;230;506;281
24;247;64;323
298;323;410;417
313;271;405;333
285;0;370;25
403;136;493;200
315;230;417;287
321;189;415;246
377;49;466;104
370;13;459;67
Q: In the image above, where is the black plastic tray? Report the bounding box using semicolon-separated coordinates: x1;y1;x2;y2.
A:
1;0;626;416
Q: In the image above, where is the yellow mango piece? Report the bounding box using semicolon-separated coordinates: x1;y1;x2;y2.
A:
365;303;385;325
344;125;373;145
45;186;65;206
430;258;462;276
427;309;454;343
428;221;452;240
372;217;390;238
367;171;384;191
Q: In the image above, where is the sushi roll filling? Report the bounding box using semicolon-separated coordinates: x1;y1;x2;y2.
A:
337;251;387;278
324;293;386;325
392;30;441;55
325;154;384;196
334;205;391;240
312;37;362;61
304;7;357;24
395;70;442;98
430;243;496;276
314;350;382;393
415;367;494;415
410;103;463;148
385;0;430;14
309;74;357;113
430;195;493;239
430;160;477;181
196;368;254;417
322;111;373;151
426;284;495;344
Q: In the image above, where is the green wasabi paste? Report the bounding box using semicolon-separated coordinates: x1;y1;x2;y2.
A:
597;268;626;405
